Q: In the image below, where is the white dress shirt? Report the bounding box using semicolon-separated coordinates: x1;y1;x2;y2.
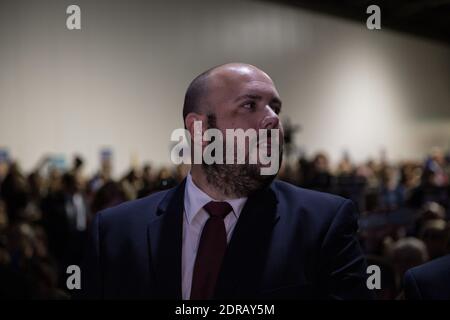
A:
182;173;248;300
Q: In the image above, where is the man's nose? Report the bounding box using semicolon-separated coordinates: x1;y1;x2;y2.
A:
260;105;280;129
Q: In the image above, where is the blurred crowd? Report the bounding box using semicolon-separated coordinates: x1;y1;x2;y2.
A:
0;147;449;299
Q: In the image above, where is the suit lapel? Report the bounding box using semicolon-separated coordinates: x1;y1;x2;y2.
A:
214;185;280;299
147;180;186;299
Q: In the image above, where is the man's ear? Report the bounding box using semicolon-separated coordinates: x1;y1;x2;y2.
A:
185;113;208;146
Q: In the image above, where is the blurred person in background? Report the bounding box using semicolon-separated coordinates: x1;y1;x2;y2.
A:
412;202;446;236
155;166;177;191
0;149;10;191
120;168;142;200
388;237;428;296
88;149;113;195
41;172;89;272
427;147;449;187
379;166;405;210
304;152;332;193
399;162;422;201
2;222;66;299
91;181;127;214
419;219;449;260
335;153;366;210
0;200;8;232
70;155;87;192
408;148;450;210
137;163;156;198
0;162;30;223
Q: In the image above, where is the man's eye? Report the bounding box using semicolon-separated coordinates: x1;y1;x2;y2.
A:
242;102;255;110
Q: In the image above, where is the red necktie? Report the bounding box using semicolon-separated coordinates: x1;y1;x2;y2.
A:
190;201;233;300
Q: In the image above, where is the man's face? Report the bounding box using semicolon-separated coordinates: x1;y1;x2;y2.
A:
198;64;284;197
206;65;284;140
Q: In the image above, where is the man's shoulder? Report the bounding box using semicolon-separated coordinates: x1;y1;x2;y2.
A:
271;179;349;210
95;187;174;225
407;254;450;282
404;254;450;299
270;180;358;230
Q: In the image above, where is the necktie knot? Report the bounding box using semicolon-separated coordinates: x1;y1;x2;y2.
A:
203;201;233;219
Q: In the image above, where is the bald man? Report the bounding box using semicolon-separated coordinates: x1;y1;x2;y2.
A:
81;63;373;300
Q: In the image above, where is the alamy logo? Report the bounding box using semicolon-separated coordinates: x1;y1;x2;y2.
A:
66;5;81;30
366;5;381;30
170;121;281;176
366;265;381;290
66;265;81;290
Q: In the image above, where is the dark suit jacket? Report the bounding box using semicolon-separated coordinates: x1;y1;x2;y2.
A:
80;179;373;299
404;254;450;300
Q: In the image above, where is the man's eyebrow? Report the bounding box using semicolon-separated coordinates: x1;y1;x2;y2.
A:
233;94;263;102
233;94;282;106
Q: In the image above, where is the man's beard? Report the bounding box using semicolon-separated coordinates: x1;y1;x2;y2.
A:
202;113;283;198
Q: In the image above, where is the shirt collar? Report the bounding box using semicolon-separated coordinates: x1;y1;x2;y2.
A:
184;172;247;225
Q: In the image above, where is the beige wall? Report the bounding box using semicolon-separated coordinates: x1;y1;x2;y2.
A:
1;0;449;176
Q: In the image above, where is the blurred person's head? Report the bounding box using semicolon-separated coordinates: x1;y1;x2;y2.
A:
401;162;422;189
62;173;78;195
419;219;449;259
357;162;374;177
313;152;329;173
158;167;172;180
73;155;84;171
120;168;142;200
156;167;177;191
357;222;390;255
183;63;284;198
390;237;428;284
47;167;63;193
380;166;398;187
142;163;153;179
337;155;353;175
430;146;446;166
91;181;127;213
0;160;9;181
100;155;113;181
123;168;141;184
422;168;436;187
71;155;86;190
140;164;155;190
4;162;27;190
419;201;446;222
27;172;44;198
0;200;8;231
1;162;30;221
8;161;22;177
